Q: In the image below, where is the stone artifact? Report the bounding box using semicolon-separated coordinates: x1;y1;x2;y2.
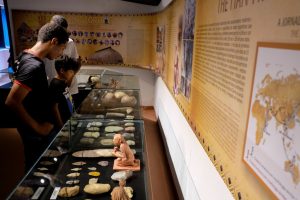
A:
98;161;109;166
124;187;133;199
89;178;98;184
107;107;133;114
33;172;46;177
89;171;101;177
37;167;48;171
122;133;134;138
83;131;100;138
80;137;95;144
112;134;140;171
58;131;69;137
88;167;97;171
83;183;111;195
100;138;114;146
126;140;135;146
87;127;100;131
87;121;103;127
72;161;86;166
120;95;137;107
106;112;126;118
67;172;80;178
125;115;134;120
40;161;54;166
14;186;34;198
114;91;127;99
43;149;61;157
125;127;135;132
124;122;134;127
71;168;82;171
58;186;80;197
111;170;133;181
111;179;131;200
105;126;124;133
101;92;118;106
107;121;120;126
105;133;116;137
66;180;80;185
72;149;115;158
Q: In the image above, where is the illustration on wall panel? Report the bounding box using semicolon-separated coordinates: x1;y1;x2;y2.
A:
243;43;300;200
156;26;166;78
12;11;153;67
180;0;196;99
173;15;183;95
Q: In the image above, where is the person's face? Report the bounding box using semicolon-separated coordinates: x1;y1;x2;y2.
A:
48;44;66;60
61;69;75;86
46;38;67;60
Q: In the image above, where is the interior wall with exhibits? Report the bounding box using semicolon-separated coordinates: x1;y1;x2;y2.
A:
11;10;155;67
9;0;300;199
155;0;300;199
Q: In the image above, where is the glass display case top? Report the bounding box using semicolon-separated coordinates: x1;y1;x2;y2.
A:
77;69;139;90
7;118;147;200
75;89;142;120
69;118;144;152
100;74;140;90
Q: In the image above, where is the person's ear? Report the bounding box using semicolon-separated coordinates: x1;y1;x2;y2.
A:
50;38;58;45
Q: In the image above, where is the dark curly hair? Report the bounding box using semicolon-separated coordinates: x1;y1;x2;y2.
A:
37;22;69;44
55;55;81;73
51;15;68;29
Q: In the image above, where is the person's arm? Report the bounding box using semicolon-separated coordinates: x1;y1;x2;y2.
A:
119;144;127;161
51;103;64;129
5;82;53;136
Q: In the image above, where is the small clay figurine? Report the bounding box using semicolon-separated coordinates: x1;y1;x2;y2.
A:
111;179;131;200
112;134;140;171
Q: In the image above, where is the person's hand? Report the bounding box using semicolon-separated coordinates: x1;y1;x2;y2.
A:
36;122;54;136
113;146;119;153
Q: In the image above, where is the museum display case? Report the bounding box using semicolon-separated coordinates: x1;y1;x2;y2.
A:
100;74;140;90
7;70;147;199
76;68;139;90
7;118;147;200
75;88;142;120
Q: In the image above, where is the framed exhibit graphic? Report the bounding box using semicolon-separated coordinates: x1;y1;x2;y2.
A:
243;42;300;200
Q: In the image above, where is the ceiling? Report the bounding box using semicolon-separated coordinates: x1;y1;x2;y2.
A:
122;0;161;6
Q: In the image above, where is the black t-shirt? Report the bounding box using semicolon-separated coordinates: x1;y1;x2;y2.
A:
14;52;53;129
49;78;72;125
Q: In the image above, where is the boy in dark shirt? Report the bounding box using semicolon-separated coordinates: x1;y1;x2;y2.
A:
5;22;69;171
49;56;80;129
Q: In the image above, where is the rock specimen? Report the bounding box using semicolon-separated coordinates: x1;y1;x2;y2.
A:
83;183;111;195
83;131;100;138
105;126;124;133
125;127;135;132
120;95;137;107
87;127;100;131
58;186;79;197
98;161;109;166
14;186;34;198
106;112;125;118
111;171;133;181
100;139;114;146
80;137;95;144
66;172;80;178
72;161;86;166
114;91;127;99
66;180;80;185
72;149;115;158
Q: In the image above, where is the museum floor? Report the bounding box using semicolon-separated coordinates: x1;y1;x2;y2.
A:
143;107;179;200
0;107;179;200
